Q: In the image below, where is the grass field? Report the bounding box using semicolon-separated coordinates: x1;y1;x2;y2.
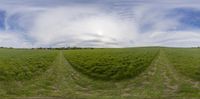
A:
64;48;159;80
0;49;58;80
165;48;200;81
0;47;199;99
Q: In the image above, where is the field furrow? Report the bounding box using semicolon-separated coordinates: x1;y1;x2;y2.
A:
0;48;199;99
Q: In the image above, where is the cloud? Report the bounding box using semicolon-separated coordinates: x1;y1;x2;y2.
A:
133;5;180;33
134;31;200;47
131;3;200;47
0;32;32;48
0;0;200;47
30;6;137;47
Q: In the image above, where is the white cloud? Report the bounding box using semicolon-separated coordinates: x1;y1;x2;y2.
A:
0;1;200;47
30;6;137;47
134;31;200;47
0;32;31;48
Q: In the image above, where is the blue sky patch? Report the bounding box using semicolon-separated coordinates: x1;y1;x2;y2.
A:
0;10;5;31
170;8;200;30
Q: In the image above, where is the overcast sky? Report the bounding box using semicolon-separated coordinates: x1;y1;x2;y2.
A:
0;0;200;48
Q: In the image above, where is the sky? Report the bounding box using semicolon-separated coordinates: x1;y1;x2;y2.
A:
0;0;200;48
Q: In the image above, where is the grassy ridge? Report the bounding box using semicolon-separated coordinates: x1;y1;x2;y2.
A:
165;48;200;81
0;49;58;80
64;48;159;80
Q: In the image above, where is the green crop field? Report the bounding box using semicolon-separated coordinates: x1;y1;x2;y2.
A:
0;47;199;99
165;48;200;81
64;48;159;80
0;49;58;80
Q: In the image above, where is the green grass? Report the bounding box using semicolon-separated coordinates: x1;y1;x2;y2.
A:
0;47;199;99
0;49;58;80
64;48;159;80
165;48;200;81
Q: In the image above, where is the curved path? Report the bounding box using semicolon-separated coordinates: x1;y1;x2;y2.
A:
3;50;200;99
